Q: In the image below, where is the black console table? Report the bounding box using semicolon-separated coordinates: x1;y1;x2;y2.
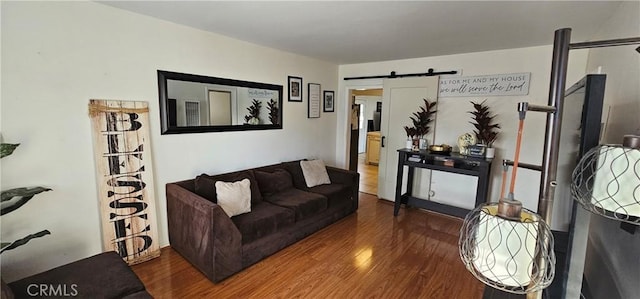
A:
394;148;492;218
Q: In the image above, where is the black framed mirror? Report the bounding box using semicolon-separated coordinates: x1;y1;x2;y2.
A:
158;70;283;134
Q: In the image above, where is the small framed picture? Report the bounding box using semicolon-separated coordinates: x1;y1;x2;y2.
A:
323;90;335;112
288;76;303;102
308;83;321;118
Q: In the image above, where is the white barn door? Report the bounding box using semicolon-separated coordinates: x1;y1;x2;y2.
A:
378;77;439;201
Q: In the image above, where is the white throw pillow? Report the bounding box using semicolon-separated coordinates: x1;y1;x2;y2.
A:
215;178;251;217
300;160;331;188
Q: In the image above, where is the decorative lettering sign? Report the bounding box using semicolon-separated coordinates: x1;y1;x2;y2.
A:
88;100;160;265
439;73;531;97
248;88;277;99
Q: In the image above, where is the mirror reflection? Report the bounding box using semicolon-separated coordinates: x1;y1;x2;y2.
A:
158;70;283;134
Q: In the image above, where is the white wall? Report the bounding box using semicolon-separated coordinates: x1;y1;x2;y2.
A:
337;46;589;229
0;1;338;281
581;2;640;298
588;8;640;143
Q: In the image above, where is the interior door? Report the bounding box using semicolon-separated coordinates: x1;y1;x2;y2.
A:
378;77;439;201
354;99;367;153
208;90;232;125
349;102;360;172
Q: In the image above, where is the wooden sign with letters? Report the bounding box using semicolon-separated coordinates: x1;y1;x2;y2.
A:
439;73;531;97
88;100;160;265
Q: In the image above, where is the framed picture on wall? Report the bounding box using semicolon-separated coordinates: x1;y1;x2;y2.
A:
308;83;321;118
323;90;335;112
288;76;303;102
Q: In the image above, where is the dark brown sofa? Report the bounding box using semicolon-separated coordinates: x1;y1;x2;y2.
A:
3;251;151;299
166;160;359;283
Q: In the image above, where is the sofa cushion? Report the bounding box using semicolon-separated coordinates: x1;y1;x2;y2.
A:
8;251;148;299
300;160;331;187
264;189;328;221
254;169;294;196
215;179;252;217
194;170;262;204
231;201;295;244
282;160;310;191
308;183;352;207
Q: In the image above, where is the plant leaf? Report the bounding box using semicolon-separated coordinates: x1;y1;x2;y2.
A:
1;187;52;202
0;143;20;158
0;230;51;254
1;187;52;215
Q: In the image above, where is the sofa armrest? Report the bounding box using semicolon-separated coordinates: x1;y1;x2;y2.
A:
326;166;358;184
166;183;242;282
326;166;360;209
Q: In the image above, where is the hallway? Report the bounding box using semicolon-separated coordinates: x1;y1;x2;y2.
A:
357;153;378;195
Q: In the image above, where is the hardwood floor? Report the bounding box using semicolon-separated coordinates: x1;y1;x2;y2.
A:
358;153;378;195
132;193;484;298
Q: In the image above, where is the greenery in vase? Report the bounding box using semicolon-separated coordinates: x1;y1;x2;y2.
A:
267;99;279;125
410;99;437;138
403;98;437;140
244;99;262;124
468;100;501;147
403;126;417;139
1;143;51;254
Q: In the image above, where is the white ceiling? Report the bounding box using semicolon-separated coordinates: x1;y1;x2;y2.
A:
99;1;626;64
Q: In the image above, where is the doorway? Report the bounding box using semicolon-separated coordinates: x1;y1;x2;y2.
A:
349;88;383;195
207;90;232;125
345;77;440;201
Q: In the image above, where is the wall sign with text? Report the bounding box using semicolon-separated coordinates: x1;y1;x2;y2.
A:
438;73;531;97
88;100;160;265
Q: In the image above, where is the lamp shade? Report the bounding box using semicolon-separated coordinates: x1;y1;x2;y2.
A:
571;143;640;225
459;204;555;294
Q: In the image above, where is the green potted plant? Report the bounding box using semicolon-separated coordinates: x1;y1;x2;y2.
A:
267;99;279;125
403;99;437;151
1;143;51;254
410;99;437;149
244;99;262;125
468;100;501;158
403;126;417;149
